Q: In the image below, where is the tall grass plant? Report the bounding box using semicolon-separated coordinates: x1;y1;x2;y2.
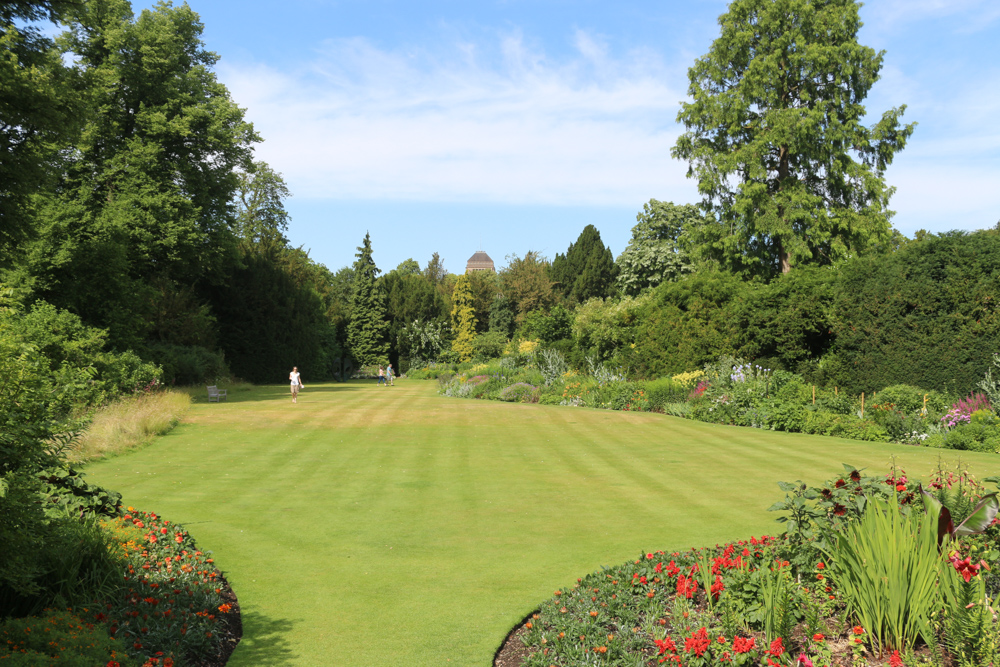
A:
69;391;191;464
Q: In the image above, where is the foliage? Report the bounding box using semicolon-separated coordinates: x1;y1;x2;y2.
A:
450;274;477;363
550;224;617;304
144;343;227;386
398;319;449;367
823;493;940;655
827;231;1000;395
497;383;540;403
498;251;556;324
0;515;126;618
518;305;572;344
0;609;138;666
672;0;914;276
629;271;742;378
728;266;836;378
0;0;83;258
347;233;389;366
615;200;702;296
978;353;1000;408
488;293;516;338
470;331;506;362
537;348;568;387
10;0;258;349
234;160;291;246
36;466;122;519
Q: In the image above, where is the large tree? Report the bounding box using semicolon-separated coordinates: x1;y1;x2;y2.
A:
499;251;556;324
550;225;617;304
0;0;82;258
8;0;258;348
615;200;703;296
671;0;915;277
346;233;389;366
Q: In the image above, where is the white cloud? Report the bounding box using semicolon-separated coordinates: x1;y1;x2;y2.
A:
218;32;694;206
217;22;1000;233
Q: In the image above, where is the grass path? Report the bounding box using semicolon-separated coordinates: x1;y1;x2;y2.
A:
82;380;999;665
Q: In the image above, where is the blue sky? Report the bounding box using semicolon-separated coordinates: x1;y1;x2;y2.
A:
131;0;999;274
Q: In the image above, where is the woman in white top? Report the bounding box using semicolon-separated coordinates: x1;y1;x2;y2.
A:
289;366;303;403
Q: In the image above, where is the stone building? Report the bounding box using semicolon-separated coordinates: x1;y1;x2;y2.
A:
465;251;495;274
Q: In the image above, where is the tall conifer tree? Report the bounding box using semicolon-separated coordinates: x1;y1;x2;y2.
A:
672;0;914;277
550;225;617;304
347;233;389;366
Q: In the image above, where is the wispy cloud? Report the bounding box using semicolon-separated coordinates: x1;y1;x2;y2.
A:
219;30;694;206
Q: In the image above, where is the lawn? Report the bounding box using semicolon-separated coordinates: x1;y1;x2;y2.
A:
82;380;1000;666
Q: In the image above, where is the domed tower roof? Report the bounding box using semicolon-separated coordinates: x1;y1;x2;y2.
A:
465;251;495;273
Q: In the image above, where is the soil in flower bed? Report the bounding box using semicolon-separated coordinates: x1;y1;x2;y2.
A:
200;572;242;667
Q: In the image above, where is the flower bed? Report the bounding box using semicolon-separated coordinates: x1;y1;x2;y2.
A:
1;508;239;667
499;463;1000;667
434;352;1000;455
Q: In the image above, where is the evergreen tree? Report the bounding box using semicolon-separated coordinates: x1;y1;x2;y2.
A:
347;233;389;366
550;225;617;304
672;0;915;276
489;293;515;338
450;274;477;362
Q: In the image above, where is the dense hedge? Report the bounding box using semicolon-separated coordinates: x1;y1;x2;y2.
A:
569;231;999;395
826;232;1000;394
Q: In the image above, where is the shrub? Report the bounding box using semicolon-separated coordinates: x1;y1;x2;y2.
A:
497;383;540;403
937;423;1000;453
642;377;687;411
537;348;568;386
876;384;950;415
471;331;507;361
94;350;162;398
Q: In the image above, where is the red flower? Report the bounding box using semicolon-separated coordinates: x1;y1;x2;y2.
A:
834;479;846;489
896;483;906;492
812;633;824;641
850;470;861;482
684;627;710;657
816;562;825;569
654;637;677;655
732;636;755;654
767;637;785;656
889;650;904;667
950;554;981;583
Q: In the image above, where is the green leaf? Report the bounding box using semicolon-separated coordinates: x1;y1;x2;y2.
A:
954;493;999;537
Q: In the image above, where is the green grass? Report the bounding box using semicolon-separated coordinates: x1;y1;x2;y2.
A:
81;380;1000;666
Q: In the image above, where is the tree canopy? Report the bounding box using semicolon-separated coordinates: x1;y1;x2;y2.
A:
672;0;915;277
616;200;703;296
550;225;617;305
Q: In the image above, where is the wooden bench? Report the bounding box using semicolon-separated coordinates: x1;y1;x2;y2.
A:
207;385;227;402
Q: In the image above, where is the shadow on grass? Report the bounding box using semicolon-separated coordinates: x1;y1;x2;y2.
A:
230;609;299;666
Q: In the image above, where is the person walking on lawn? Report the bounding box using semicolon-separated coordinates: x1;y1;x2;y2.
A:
289;367;304;403
387;363;395;386
377;366;386;386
